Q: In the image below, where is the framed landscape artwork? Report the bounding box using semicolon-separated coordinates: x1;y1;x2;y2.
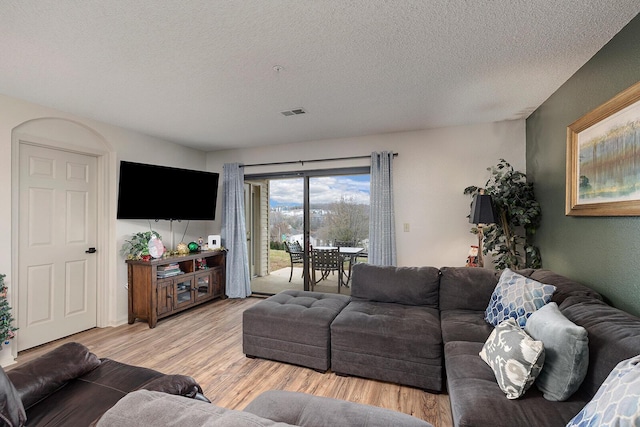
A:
566;81;640;216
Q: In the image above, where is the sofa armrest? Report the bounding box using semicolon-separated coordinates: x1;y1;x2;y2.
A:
140;374;209;402
244;390;433;427
6;342;101;409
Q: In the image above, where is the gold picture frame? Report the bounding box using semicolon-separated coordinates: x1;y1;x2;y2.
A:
566;81;640;216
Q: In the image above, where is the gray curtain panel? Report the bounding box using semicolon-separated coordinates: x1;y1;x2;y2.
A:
369;151;396;266
221;163;251;298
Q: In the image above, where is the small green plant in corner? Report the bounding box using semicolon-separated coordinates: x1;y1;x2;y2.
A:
121;231;162;260
0;274;17;349
464;159;542;270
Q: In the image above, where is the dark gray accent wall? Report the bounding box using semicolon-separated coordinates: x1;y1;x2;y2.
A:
526;14;640;316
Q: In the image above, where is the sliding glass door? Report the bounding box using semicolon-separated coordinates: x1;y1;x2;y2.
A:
246;168;369;296
309;175;370;248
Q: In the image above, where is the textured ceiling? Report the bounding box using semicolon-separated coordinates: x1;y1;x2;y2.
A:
1;1;638;151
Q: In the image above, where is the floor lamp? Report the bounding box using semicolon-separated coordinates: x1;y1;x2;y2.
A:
469;191;497;268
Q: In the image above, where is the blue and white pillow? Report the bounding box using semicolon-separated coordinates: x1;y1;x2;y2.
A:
485;268;556;328
566;355;640;426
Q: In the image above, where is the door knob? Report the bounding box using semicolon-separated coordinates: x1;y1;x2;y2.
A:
85;247;97;254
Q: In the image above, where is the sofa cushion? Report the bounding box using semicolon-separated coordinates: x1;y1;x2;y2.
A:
243;290;351;371
484;268;556;328
479;318;545;399
439;267;501;311
245;390;433;427
331;301;442;391
440;309;493;344
7;342;101;409
350;264;440;307
96;389;295;426
566;355;640;427
524;302;589;401
0;365;26;427
445;341;588;427
561;297;640;399
525;269;603;305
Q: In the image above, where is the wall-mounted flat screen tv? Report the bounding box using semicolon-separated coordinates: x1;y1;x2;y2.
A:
116;161;220;220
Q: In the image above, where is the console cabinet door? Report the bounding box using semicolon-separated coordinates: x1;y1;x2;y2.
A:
194;271;213;302
211;266;224;298
174;276;195;309
157;279;174;316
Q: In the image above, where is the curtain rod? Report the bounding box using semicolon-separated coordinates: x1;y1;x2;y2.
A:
240;152;398;168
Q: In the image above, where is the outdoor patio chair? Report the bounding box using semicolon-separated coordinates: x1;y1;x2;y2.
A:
284;241;304;282
311;247;343;293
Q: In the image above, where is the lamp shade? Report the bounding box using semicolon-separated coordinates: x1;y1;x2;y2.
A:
469;194;497;225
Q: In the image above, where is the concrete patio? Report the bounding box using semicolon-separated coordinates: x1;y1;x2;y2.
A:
250;267;351;296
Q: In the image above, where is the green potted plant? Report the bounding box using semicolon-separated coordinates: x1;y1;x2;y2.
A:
0;274;17;349
464;159;542;270
121;231;163;260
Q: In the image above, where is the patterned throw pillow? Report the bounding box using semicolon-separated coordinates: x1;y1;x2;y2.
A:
566;355;640;427
479;318;545;399
485;268;556;328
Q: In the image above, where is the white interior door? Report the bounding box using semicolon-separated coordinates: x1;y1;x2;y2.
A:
18;143;98;351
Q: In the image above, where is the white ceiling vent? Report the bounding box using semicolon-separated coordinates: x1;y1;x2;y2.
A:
281;108;306;116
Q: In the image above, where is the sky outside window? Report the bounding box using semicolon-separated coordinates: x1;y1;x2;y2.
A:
270;175;370;207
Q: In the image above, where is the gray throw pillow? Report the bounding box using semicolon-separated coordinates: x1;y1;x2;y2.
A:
525;302;589;401
480;318;545;399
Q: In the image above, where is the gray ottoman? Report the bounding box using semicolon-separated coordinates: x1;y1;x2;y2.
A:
243;290;351;371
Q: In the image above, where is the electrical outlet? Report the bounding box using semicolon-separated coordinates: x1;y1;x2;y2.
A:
404;223;410;232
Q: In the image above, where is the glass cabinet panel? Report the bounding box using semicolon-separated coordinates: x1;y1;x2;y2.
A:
174;277;194;308
195;271;212;301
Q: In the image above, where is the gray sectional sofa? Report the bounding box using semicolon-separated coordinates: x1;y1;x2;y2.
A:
244;263;640;427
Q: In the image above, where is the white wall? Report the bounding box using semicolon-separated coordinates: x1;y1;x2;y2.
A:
0;94;209;364
206;120;526;267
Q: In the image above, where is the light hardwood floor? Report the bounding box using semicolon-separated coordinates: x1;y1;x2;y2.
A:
10;297;453;427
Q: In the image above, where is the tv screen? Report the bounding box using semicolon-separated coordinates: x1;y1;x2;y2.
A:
116;161;219;220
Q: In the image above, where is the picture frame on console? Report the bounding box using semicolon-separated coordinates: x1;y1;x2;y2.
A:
566;80;640;216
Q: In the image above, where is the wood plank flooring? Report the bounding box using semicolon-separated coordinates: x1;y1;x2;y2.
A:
9;297;453;427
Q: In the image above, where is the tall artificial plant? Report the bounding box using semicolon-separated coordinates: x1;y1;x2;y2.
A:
464;159;542;270
0;274;17;349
